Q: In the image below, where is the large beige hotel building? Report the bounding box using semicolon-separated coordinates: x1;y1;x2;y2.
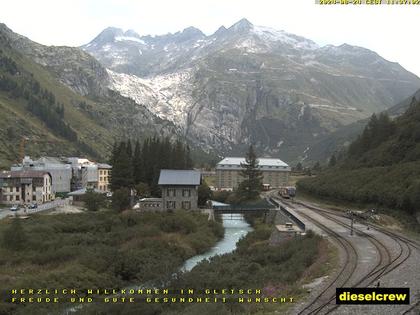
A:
216;157;291;190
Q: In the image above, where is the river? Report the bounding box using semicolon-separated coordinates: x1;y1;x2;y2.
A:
182;213;253;271
63;213;252;314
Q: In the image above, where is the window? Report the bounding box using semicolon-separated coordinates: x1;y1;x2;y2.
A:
182;201;191;210
166;188;176;197
16;195;19;201
16;187;20;192
33;196;36;201
9;187;13;192
166;201;176;209
182;189;191;197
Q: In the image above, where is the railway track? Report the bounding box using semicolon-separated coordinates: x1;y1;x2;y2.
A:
272;198;390;314
268;193;419;314
291;200;420;315
282;202;359;315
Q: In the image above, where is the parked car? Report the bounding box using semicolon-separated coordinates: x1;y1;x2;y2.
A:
29;203;38;209
10;205;19;211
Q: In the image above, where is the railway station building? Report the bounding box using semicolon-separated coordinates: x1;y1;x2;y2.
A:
215;157;291;190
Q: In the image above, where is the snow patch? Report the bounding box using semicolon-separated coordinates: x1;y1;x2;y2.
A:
309;104;358;112
102;44;112;52
115;36;145;44
252;25;319;50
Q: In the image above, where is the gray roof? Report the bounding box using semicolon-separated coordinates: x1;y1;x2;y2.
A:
98;163;112;169
68;188;103;196
0;170;50;179
35;156;65;165
217;157;289;167
158;169;201;186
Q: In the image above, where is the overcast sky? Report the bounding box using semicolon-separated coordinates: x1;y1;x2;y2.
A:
1;0;419;76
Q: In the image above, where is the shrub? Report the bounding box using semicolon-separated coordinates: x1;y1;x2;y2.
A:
83;189;105;211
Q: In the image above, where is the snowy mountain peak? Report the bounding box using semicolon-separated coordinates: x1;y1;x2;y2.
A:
124;29;141;39
90;27;124;45
181;26;205;37
229;18;253;32
321;43;378;57
251;25;319;50
214;25;227;36
79;20;420;160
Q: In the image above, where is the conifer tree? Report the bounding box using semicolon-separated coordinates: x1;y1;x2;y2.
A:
237;145;263;201
133;140;143;184
110;142;134;191
110;137;194;196
185;145;193;169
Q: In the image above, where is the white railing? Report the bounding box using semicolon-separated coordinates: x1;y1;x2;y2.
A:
23;198;70;215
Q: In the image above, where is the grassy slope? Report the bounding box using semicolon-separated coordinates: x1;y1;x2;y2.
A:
298;100;420;232
0;43;118;168
85;223;330;315
0;210;224;315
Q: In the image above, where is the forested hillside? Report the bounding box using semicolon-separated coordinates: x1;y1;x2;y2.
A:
110;138;193;196
298;97;420;225
0;33;110;167
305;88;420;165
0;24;184;168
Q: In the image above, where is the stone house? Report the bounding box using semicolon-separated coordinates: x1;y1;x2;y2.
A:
158;169;201;211
0;170;53;205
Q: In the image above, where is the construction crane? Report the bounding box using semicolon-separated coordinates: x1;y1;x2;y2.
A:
19;136;29;163
18;136;60;163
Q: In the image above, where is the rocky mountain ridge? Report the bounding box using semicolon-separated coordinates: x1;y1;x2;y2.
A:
0;23;183;166
83;19;420;162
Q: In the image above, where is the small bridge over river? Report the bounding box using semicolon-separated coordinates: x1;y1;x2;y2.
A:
209;199;276;220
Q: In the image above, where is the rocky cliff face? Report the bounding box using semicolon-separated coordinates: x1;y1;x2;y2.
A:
0;23;182;151
83;19;420;161
0;24;110;97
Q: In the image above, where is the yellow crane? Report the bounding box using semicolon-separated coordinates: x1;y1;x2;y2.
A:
18;136;60;163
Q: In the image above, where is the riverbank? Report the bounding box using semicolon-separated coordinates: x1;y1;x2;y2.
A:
170;225;327;315
0;210;224;315
83;219;327;315
182;214;253;272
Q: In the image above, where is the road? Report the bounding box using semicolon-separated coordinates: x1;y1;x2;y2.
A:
268;193;420;315
0;198;70;220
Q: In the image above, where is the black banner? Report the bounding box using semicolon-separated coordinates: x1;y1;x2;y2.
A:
336;287;410;305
